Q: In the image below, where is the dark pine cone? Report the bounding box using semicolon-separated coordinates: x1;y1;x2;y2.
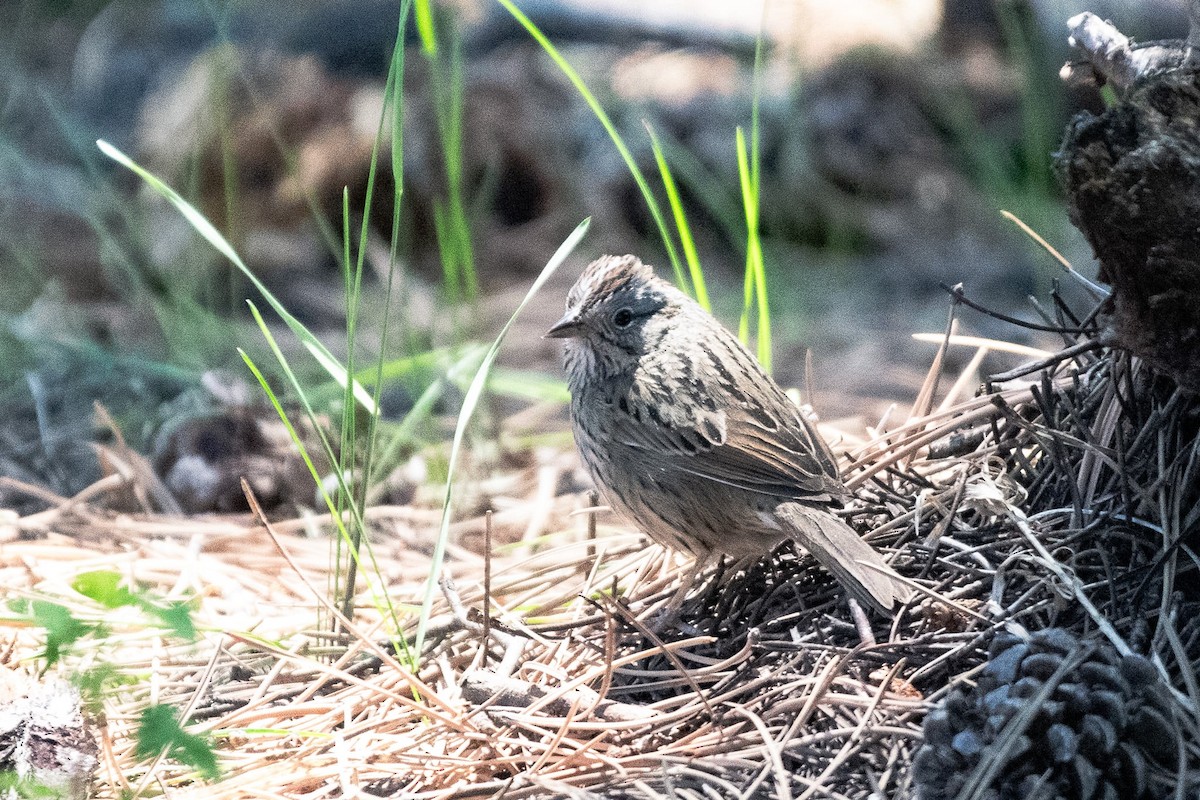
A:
914;628;1180;800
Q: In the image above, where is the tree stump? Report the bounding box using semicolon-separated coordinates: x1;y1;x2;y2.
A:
1054;6;1200;389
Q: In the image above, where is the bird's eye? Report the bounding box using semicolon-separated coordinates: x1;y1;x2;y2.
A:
613;308;634;328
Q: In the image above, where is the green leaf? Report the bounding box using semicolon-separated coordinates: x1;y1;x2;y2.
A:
72;570;198;640
74;664;130;714
147;602;198;641
72;570;137;608
645;121;709;311
414;0;438;55
30;601;93;667
136;704;220;780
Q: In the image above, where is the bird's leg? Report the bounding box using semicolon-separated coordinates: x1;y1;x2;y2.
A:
648;552;711;632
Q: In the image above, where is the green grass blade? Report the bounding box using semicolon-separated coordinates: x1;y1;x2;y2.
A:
749;36;770;372
422;20;476;308
242;303;411;663
735;127;771;372
241;303;355;530
749;35;763;211
97;140;377;414
644;121;709;312
495;0;692;297
413;217;590;659
995;0;1056;196
736;127;754;342
340;187;358;519
488;368;571;404
736;33;771;373
415;0;437;55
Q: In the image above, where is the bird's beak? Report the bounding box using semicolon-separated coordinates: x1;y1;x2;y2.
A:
544;312;581;339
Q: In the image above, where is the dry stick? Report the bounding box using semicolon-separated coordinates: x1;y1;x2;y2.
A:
878;738;908;798
910;303;957;425
591;615;617;718
241;647;296;708
97;716;132;796
14;473;129;531
468;638;714;731
1162;614;1200;743
848;382;1042;466
532;728;613;780
1006;508;1141;661
846;403;1008;491
483;508;493;668
790;648;861;737
219;627;460;730
942;283;1089;334
525;697;584;776
611;632;755;687
988;338;1104;383
647;629;758;672
937;346;990;413
1000;209;1109;300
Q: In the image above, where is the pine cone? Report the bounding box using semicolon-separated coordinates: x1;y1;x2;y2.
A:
914;628;1179;800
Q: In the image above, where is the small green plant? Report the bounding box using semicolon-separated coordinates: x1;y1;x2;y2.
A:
135;705;220;782
8;570;219;782
97;0;583;673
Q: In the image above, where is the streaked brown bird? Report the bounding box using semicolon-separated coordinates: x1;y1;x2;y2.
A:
546;254;911;614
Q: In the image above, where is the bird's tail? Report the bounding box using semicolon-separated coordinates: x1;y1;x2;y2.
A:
777;504;913;615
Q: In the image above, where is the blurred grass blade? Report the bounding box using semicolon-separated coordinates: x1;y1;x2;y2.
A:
488;367;570;404
495;0;694;298
97;139;377;413
644;121;709;311
415;0;438;55
414;217;590;658
735;32;771;373
735;127;771;372
426;31;477;307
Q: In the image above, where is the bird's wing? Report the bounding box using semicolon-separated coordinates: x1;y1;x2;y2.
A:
605;331;846;503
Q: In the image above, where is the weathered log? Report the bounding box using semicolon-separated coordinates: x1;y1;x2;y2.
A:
1054;1;1200;389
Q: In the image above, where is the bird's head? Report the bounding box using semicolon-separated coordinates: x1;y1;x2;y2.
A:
546;255;681;374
